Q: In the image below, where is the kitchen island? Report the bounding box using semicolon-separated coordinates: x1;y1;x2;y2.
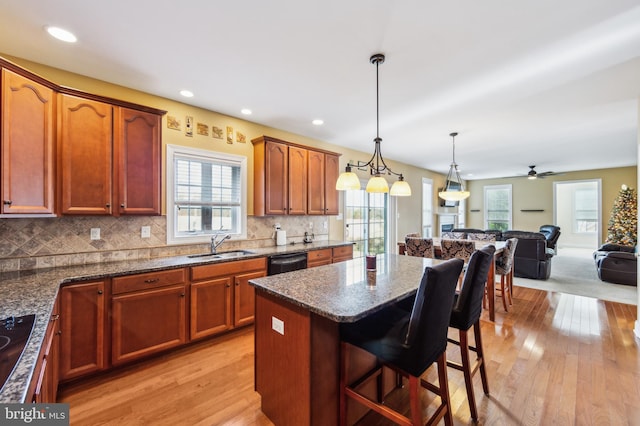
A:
250;254;444;426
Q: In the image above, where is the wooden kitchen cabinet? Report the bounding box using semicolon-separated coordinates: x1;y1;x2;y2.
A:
307;248;332;268
113;107;161;216
60;280;108;381
252;135;339;216
28;297;60;403
190;257;267;339
308;151;340;215
58;94;113;215
1;67;56;215
332;245;353;263
111;269;187;365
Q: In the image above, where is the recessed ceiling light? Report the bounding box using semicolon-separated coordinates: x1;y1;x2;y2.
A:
46;26;77;43
180;90;194;98
312;119;324;126
241;108;252;115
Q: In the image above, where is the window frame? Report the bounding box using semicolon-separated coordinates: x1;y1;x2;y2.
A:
484;184;512;231
166;144;247;245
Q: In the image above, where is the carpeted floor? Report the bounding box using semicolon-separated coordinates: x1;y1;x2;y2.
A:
513;247;638;305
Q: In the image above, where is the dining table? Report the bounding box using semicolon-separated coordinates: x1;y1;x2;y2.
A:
398;237;506;321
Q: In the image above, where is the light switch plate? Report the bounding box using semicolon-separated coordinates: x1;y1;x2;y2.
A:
271;316;284;335
141;226;151;238
90;228;100;240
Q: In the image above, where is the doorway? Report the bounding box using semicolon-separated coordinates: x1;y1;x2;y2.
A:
554;180;601;249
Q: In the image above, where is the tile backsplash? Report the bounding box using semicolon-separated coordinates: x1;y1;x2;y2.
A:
0;215;329;272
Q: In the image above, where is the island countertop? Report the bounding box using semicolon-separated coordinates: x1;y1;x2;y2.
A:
249;253;442;323
0;240;352;403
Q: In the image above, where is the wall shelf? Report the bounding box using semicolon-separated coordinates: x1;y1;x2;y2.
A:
520;209;545;212
470;209;480;212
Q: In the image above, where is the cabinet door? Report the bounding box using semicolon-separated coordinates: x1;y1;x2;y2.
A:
112;284;187;365
264;141;288;215
1;69;55;214
234;270;266;327
288;146;307;215
114;107;161;216
324;153;340;215
190;277;232;339
307;150;325;215
60;281;107;381
59;94;112;214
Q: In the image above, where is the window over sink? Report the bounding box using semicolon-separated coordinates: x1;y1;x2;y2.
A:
166;145;247;244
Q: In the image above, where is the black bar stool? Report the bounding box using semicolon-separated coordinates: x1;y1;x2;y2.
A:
448;245;495;422
339;258;464;426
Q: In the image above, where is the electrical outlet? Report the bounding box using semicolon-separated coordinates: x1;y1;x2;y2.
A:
271;316;284;335
141;226;151;238
90;228;100;240
309;222;313;229
323;221;328;230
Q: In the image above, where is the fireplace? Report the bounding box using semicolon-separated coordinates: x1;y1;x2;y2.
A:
438;214;457;236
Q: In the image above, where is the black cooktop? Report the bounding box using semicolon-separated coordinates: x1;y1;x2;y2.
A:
0;314;36;392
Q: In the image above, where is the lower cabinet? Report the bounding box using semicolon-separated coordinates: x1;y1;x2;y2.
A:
111;269;187;366
60;280;108;381
190;257;267;340
307;248;332;268
28;298;60;403
332;245;353;263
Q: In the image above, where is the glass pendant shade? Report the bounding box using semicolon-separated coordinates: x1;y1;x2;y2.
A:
336;170;361;190
390;178;412;196
438;184;470;201
366;176;389;193
438;132;470;201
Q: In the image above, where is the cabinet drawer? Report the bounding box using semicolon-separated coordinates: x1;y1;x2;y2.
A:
308;248;332;262
112;268;187;294
191;257;267;281
332;245;353;262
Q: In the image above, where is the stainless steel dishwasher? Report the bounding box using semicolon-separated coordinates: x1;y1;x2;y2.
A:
267;252;307;275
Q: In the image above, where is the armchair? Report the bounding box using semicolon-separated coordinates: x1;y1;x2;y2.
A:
593;243;637;286
539;225;561;254
501;230;552;280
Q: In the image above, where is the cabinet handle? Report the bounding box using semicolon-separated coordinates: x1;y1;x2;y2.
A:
144;278;160;284
50;314;60;322
106;203;110;208
3;200;11;205
56;331;62;336
180;293;185;297
97;290;103;295
226;284;231;288
120;204;125;208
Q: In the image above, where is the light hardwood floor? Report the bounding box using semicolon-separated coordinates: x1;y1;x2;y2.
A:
59;286;640;425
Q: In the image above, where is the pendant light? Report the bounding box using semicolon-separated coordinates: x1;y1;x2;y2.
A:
438;132;470;201
335;54;411;196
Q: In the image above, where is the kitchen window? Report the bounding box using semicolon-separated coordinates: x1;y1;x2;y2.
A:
166;145;247;244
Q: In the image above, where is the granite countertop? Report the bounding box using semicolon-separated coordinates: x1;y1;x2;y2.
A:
249;253;443;323
0;240;352;403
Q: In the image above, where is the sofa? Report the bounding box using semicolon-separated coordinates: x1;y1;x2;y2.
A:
452;225;560;280
593;243;637;286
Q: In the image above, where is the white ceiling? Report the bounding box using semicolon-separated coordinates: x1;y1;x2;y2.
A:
1;0;639;180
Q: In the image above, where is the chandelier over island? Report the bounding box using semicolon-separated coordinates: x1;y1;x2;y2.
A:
438;132;470;201
335;54;411;196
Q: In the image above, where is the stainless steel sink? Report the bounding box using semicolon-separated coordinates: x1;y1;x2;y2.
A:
187;250;255;259
216;250;256;258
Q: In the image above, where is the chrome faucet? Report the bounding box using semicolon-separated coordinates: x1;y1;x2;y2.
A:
211;233;231;254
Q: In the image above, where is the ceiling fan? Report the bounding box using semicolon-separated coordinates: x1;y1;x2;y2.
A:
525;165;562;179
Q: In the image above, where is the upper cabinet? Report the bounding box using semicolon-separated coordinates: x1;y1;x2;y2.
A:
252;135;340;216
0;56;165;217
59;94;113;215
1;68;56;215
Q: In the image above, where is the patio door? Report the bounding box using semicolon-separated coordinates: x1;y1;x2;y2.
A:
344;188;388;258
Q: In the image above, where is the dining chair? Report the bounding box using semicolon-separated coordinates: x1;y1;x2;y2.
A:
339;258;464;426
448;245;495;422
405;237;435;258
440;239;476;263
493;238;518;311
467;232;496;242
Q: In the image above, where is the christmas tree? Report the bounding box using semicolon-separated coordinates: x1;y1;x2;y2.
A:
606;184;637;246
